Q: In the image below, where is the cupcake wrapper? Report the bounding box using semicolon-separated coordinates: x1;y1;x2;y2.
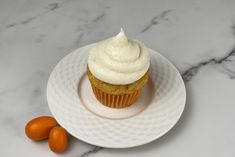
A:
90;84;143;108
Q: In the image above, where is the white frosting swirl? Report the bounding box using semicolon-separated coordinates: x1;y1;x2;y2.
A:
88;28;150;85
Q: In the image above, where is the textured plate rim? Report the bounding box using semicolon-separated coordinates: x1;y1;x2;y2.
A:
47;44;186;148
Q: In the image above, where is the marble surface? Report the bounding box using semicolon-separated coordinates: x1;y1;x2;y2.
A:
0;0;235;156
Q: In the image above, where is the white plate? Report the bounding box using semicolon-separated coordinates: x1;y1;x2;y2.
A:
47;44;186;148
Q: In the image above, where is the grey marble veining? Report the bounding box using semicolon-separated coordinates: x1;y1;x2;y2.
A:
141;9;172;33
182;48;235;82
1;0;235;156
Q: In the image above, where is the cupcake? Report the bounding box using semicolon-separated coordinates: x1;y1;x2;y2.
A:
87;29;150;108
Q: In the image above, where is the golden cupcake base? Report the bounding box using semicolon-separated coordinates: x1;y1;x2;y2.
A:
91;84;143;108
87;67;148;108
